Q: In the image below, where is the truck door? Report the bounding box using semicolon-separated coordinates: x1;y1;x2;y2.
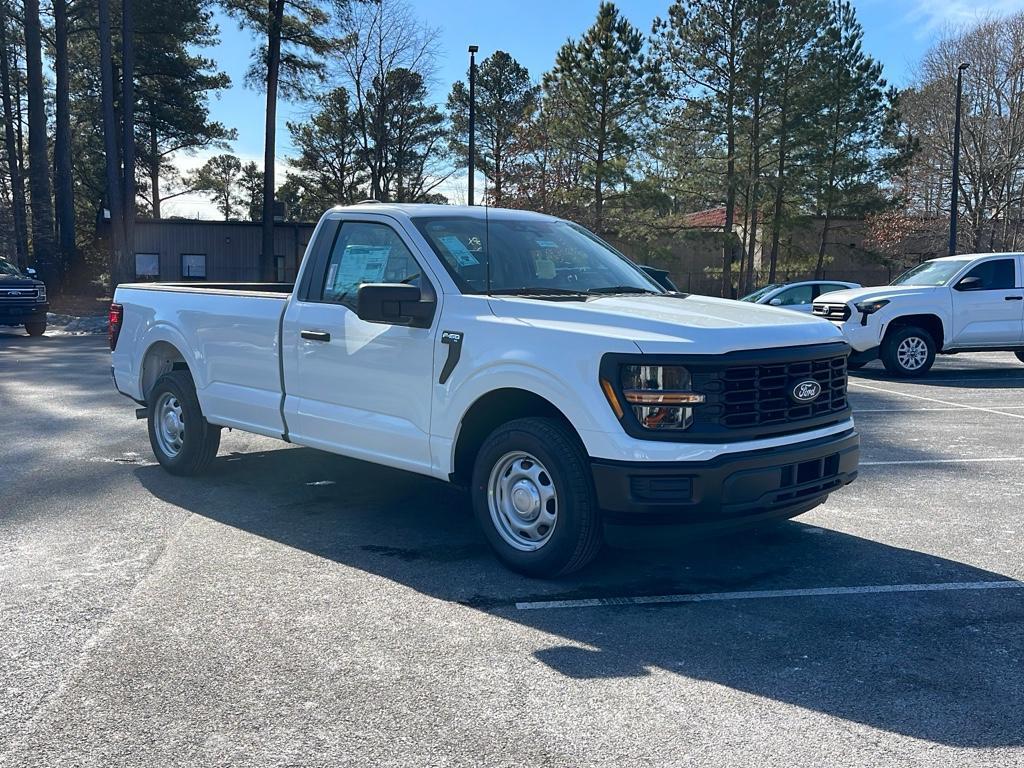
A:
949;257;1023;346
281;216;438;474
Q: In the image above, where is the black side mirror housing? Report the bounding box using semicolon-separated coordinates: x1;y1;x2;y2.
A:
955;276;983;291
356;283;435;328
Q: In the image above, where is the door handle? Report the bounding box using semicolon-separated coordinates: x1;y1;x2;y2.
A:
301;330;331;342
1005;296;1024;301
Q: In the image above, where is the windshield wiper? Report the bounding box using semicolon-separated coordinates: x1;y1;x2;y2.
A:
586;285;662;295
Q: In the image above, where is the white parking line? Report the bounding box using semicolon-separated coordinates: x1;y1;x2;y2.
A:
515;580;1024;611
860;457;1024;466
849;380;1024;420
854;405;1024;413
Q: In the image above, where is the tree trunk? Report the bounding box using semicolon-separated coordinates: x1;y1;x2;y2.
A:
99;0;126;287
768;86;790;285
23;0;57;289
261;0;285;281
53;0;76;279
122;0;136;262
0;6;29;269
149;121;161;218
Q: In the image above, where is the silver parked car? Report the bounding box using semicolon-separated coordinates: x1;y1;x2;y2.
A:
741;280;861;313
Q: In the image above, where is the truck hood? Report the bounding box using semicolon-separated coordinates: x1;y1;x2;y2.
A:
816;284;943;305
0;274;42;288
486;294;844;355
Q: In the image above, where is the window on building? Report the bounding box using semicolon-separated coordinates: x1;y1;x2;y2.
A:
275;255;286;283
181;254;207;281
135;253;160;281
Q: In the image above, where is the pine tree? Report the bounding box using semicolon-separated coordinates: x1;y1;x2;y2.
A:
287;88;364;207
653;0;747;295
447;51;539;206
543;2;651;234
239;161;264;221
187;153;243;220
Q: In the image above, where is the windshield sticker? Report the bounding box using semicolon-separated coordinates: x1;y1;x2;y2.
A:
535;239;558;248
439;235;480;267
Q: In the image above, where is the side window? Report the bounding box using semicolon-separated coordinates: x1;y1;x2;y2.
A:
773;285;813;306
319;222;421;307
962;259;1016;290
816;283;849;297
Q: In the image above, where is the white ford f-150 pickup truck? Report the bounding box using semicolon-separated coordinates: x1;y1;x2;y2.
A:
111;203;859;576
812;253;1024;377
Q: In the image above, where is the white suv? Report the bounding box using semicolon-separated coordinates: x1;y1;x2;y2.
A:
813;253;1024;376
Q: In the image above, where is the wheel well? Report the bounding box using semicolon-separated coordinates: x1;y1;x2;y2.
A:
140;341;189;402
885;314;944;349
451;388;580;486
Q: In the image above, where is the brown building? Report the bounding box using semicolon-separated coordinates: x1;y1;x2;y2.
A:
127;218;316;283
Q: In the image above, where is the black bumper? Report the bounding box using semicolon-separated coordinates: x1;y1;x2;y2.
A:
0;302;48;325
592;429;859;526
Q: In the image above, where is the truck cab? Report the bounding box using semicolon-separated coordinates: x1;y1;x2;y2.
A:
813;253;1024;376
111;203;859;576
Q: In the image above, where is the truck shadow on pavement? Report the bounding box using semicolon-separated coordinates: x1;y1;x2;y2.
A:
136;445;1024;749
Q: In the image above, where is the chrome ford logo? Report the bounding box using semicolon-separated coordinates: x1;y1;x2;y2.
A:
791;380;822;403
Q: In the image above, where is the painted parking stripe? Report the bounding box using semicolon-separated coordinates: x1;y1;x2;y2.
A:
854;405;1024;413
849;380;1024;420
860;456;1024;466
515;580;1024;611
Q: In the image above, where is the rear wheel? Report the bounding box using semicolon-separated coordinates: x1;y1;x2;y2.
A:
471;417;602;577
24;322;46;336
881;326;935;377
147;370;221;475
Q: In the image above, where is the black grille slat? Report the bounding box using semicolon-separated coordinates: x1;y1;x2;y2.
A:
694;353;849;433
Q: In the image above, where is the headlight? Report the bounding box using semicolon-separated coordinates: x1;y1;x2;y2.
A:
613;364;704;431
854;299;888;315
36;285;46;301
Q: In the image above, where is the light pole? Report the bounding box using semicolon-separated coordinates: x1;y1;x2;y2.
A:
949;61;969;256
468;45;478;206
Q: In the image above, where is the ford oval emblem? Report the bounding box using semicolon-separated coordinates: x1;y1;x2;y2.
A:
791;380;822;403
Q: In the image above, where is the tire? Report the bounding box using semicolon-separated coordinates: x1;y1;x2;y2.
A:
1015;351;1024;364
881;326;936;377
471;417;603;577
25;322;46;336
147;370;221;476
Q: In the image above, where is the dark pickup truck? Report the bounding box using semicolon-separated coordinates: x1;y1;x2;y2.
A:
0;258;48;336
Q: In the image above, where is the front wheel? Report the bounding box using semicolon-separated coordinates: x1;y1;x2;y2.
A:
881;326;936;377
471;417;603;577
25;322;46;336
147;370;221;475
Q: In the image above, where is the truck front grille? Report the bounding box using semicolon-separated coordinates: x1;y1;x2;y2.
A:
687;351;850;438
1;287;38;300
812;302;851;321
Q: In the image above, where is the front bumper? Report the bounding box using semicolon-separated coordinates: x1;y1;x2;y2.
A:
0;301;48;325
592;429;859;525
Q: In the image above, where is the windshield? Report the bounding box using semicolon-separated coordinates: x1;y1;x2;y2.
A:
740;284;783;302
0;258;25;277
891;260;970;287
412;216;663;295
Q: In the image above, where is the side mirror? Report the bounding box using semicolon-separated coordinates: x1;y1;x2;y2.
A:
356;283;435;328
25;267;37;276
956;276;983;291
768;297;783;306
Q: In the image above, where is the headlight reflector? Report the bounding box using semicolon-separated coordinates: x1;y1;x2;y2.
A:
619;365;702;430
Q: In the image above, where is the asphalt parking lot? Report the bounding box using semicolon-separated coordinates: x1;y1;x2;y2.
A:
2;333;1023;767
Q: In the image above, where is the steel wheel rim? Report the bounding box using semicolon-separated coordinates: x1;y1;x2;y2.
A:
154;391;185;458
487;451;558;552
897;336;928;370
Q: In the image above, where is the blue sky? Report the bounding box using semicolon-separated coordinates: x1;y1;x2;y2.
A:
166;0;1024;217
